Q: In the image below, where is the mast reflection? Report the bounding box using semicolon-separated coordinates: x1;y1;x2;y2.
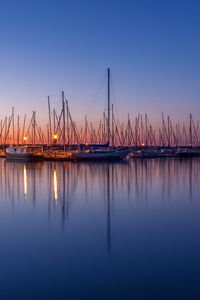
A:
53;167;58;204
0;158;200;253
23;165;27;199
106;163;111;254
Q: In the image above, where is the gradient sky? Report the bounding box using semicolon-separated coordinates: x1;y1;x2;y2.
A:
0;0;200;129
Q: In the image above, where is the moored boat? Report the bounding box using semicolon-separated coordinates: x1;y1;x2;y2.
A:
71;148;131;161
43;150;73;160
6;145;43;161
176;147;200;157
132;147;178;158
0;149;6;157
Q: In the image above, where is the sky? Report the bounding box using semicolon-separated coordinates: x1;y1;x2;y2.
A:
0;0;200;129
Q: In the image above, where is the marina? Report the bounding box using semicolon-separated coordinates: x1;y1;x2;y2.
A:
0;69;200;161
1;0;200;298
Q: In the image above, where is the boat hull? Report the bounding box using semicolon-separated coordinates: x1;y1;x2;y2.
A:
71;150;130;161
43;151;73;161
6;152;43;161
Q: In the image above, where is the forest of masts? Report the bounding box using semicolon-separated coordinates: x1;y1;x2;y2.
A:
0;93;199;148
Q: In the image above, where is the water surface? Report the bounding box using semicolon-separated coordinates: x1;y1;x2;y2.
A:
0;158;200;299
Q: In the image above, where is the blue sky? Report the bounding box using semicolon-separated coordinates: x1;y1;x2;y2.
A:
0;0;200;128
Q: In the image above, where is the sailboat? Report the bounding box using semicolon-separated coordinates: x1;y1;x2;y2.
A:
6;145;43;161
71;147;131;161
71;69;131;161
43;91;73;161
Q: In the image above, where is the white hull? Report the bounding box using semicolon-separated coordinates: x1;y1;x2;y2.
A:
6;146;43;161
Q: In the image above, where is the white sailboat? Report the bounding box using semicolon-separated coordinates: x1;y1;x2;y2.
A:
6;145;43;161
71;69;131;161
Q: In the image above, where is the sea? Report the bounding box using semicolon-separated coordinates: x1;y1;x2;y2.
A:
0;158;200;299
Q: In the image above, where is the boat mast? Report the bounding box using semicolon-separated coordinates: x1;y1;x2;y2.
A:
32;111;36;144
12;107;14;145
62;91;66;151
22;114;26;144
48;96;52;144
17;115;20;145
66;100;70;146
189;113;192;146
107;68;110;146
85;115;88;144
111;103;114;146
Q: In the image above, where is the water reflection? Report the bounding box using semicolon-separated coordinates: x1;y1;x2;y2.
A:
2;158;200;204
23;165;27;199
53;167;58;204
1;158;200;246
1;158;200;299
106;163;111;254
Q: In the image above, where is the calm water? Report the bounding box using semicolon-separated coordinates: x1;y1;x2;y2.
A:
0;158;200;299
